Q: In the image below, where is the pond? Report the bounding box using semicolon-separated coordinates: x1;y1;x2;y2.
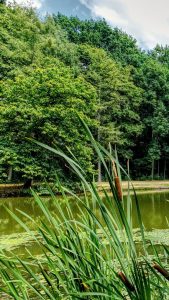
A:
0;190;169;256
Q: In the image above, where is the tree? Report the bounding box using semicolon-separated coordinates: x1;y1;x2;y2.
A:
150;45;169;67
2;4;169;183
77;45;143;180
54;14;144;67
0;58;97;182
132;57;169;178
0;5;78;80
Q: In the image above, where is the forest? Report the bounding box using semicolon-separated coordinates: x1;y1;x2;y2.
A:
1;2;169;299
1;2;169;184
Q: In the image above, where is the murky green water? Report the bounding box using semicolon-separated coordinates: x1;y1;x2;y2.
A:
0;191;169;256
131;191;169;230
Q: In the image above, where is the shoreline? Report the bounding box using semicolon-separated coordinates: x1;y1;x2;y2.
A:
1;180;169;198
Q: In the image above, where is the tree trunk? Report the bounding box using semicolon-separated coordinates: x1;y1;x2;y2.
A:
164;159;166;180
109;142;112;177
157;160;160;179
151;159;154;180
98;160;102;183
127;159;130;177
7;166;12;181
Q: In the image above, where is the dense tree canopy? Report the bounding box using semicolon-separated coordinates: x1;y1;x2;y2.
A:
0;59;97;181
0;5;96;182
54;14;144;67
1;3;169;182
77;45;142;153
55;13;169;180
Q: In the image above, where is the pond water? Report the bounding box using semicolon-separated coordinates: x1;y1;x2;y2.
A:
0;190;169;256
130;191;169;230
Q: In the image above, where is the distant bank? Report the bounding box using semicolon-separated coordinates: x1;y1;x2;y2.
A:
1;181;169;198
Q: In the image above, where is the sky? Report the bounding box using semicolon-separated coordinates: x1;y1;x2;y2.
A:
7;0;169;49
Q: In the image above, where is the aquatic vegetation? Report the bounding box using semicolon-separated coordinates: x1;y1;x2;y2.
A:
0;232;37;253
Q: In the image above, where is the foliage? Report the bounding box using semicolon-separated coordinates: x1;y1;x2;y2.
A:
0;58;97;181
1;4;169;181
77;44;143;156
0;4;145;182
0;4;96;182
132;57;169;177
54;13;169;179
54;14;144;67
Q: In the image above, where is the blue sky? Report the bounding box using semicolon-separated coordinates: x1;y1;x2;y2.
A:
8;0;169;49
39;0;92;19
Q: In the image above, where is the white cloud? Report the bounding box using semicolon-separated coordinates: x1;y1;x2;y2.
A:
7;0;42;9
93;5;128;27
80;0;169;48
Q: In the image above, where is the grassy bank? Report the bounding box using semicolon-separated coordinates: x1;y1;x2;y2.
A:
1;180;169;198
98;180;169;191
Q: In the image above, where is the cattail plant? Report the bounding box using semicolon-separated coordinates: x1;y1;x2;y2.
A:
118;271;135;292
112;160;123;201
0;120;168;299
153;263;169;281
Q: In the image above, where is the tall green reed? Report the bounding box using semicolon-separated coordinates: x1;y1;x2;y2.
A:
0;120;168;299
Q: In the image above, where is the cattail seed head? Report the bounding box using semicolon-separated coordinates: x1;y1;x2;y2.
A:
115;176;123;201
118;272;135;292
112;160;122;201
153;264;169;281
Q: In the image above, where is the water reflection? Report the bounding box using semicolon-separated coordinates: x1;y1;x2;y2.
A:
131;192;169;230
0;191;169;251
